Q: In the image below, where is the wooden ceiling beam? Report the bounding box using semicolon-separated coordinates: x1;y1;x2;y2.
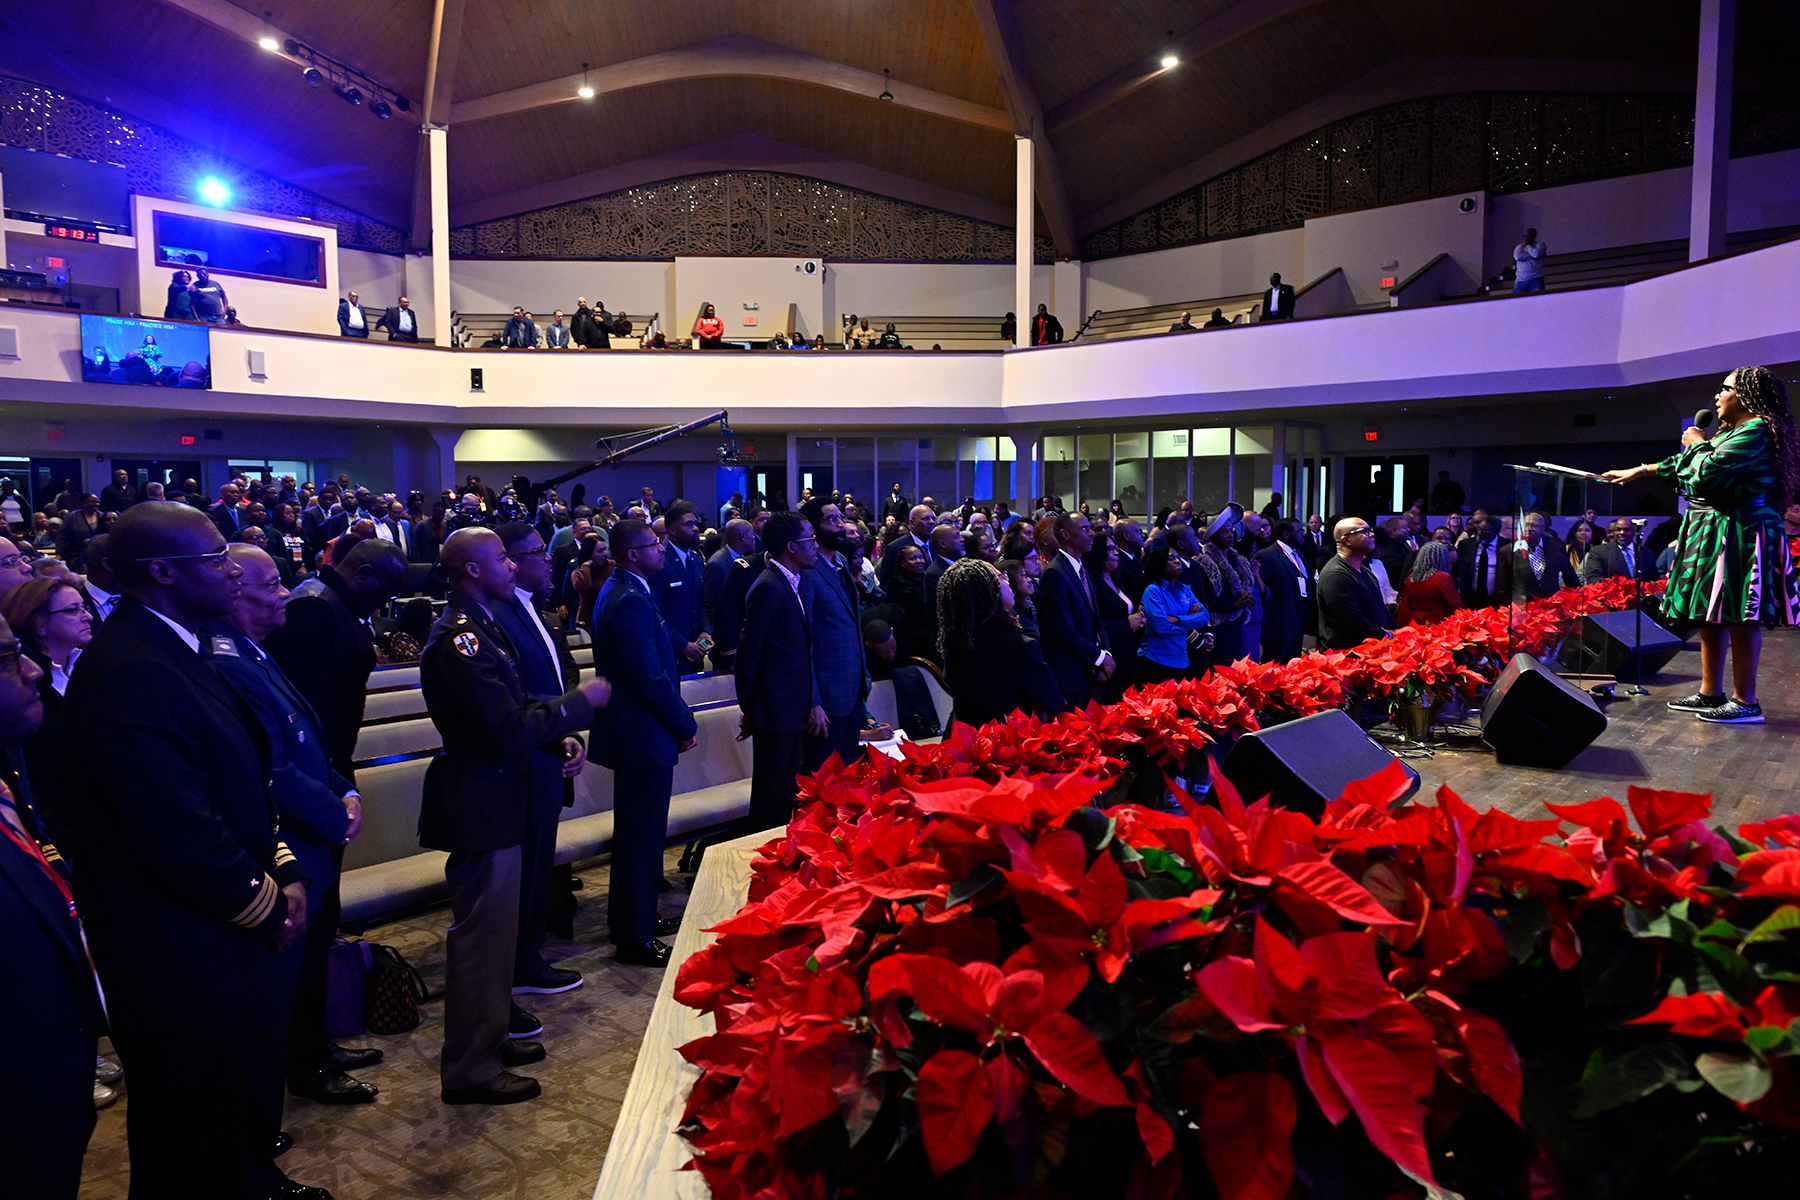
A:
968;0;1077;259
411;0;467;249
447;33;1012;132
1045;0;1326;134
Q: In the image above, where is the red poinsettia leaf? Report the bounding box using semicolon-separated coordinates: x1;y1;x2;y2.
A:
988;1052;1029;1128
866;953;992;1037
1364;1001;1439;1100
1626;990;1745;1040
1490;843;1598;888
855;861;953;899
994;969;1045;1035
1125;1060;1177;1164
1740;854;1800;900
1198;1071;1297;1200
1419;907;1511;984
1022;1012;1132;1106
1338;760;1417;813
1626;786;1714;840
1318;1031;1436;1186
1080;851;1129;926
916;1049;994;1175
1333;813;1443;852
1465;810;1565;855
1447;1004;1523;1122
1272;859;1411;929
1298;1032;1352;1125
1196;956;1286;1032
1544;797;1629;837
1003;941;1090;1019
1298;930;1393;1021
777;1026;849;1136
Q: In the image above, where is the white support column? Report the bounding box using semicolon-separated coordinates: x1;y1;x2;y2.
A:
1015;136;1033;347
1690;0;1736;262
427;425;462;493
428;127;452;346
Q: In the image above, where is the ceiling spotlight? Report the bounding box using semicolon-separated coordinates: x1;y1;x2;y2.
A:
258;36;280;52
393;94;410;112
335;83;363;106
370;98;391;119
302;65;324;86
197;176;231;207
578;62;594;99
879;68;893;102
1160;55;1179;69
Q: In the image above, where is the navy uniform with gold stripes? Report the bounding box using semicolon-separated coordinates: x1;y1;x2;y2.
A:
63;597;309;1198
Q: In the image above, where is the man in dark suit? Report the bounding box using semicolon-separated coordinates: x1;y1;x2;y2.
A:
207;546;381;1109
1317;518;1391;650
922;523;964;611
1455;516;1513;609
714;547;766;671
1579;518;1651;585
799;499;871;770
300;498;332;567
374;295;420;343
1512;513;1579;601
1038;512;1115;709
0;612;100;1200
1261;271;1297;321
879;504;937;583
882;483;910;524
493;524;587;996
208;482;246;539
589;519;697;968
738;513;826;831
421;529;606;1105
651;501;707;672
99;467;138;512
63;502;322;1198
336;291;368;338
703;518;756;668
267;538;408;780
1112;519;1147;601
1258;519;1314;663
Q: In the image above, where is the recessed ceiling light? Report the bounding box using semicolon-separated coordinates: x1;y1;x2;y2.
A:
578;62;594;99
258;36;280;52
1160;55;1179;69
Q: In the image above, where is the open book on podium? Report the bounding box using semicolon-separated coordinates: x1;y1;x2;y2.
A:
1501;461;1612;482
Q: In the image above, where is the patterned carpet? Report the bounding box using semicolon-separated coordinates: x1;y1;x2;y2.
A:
79;846;692;1200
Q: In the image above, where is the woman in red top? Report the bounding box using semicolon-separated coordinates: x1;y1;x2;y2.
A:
1396;540;1462;626
695;303;725;349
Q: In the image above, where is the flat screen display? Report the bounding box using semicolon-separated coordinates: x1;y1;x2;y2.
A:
153;211;324;286
0;146;132;230
79;314;211;389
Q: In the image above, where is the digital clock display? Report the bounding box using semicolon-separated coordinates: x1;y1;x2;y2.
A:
45;224;101;242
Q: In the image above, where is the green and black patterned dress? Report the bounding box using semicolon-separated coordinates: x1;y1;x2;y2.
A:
1658;417;1800;625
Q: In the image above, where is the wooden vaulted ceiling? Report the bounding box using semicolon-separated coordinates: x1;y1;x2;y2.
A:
1;1;1797;247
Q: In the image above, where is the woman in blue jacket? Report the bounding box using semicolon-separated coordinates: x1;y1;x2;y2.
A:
1138;542;1214;683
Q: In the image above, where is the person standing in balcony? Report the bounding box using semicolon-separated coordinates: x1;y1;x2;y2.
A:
1603;366;1800;725
502;307;537;349
164;269;195;321
188;267;229;325
1031;304;1063;345
337;291;368;338
375;296;419;343
1513;228;1547;293
1261;272;1295;321
695;303;725;349
544;311;571;348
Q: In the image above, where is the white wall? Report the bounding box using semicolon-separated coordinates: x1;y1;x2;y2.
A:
1304;192;1486;306
1083;227;1304;311
825;262;1051;322
675;256;823;341
1485;146;1800;279
336;248;408;308
133;196;340;337
448;259;673;328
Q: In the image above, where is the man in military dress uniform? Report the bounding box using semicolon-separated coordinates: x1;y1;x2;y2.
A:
421;527;610;1105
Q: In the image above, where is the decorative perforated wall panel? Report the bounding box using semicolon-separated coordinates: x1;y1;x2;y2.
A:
0;75;405;253
453;171;1055;264
1082;91;1800;260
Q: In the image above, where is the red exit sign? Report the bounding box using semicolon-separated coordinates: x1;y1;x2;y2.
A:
180;435;197;445
1363;431;1379;442
1380;276;1395;288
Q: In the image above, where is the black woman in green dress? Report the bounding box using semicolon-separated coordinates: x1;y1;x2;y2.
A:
1603;366;1800;724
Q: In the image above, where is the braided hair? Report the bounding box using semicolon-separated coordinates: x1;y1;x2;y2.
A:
935;557;1012;660
1731;366;1798;513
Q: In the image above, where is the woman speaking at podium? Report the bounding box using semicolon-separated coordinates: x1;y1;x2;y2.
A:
1603;366;1799;724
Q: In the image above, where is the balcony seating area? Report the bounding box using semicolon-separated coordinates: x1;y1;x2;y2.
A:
1072;294;1263;343
450;312;662;349
1481;225;1800;294
841;314;1010;351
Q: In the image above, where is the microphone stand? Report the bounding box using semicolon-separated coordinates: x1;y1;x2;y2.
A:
1624;508;1649;696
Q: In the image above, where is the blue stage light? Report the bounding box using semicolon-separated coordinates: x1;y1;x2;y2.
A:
197;177;231;206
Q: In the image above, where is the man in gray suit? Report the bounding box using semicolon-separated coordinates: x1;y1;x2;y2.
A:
799;497;870;770
1579;518;1650;585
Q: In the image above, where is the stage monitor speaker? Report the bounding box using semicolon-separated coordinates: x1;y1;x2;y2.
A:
1480;653;1607;768
1220;708;1421;819
1574;610;1683;681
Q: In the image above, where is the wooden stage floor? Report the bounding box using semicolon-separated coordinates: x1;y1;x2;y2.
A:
74;633;1799;1199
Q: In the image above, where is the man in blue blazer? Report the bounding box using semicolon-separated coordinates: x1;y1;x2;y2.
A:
589;519;697;968
206;545;382;1113
737;512;825;832
1257;519;1313;664
336;291;368;338
1037;512;1115;709
703;518;756;666
799;498;870;770
0;613;99;1200
651;500;708;673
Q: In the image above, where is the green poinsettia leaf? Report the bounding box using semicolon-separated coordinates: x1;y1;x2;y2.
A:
1693;940;1761;1007
1137;846;1196;886
1742;1025;1790;1056
1696;918;1744;943
1696;1051;1773;1105
1573;1042;1696;1117
1740;905;1800;949
1715;824;1761;857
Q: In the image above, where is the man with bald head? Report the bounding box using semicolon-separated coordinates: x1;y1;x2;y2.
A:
880;503;938;582
923;521;965;613
422;527;611;1105
704;518;756;670
64;502;323;1198
1317;516;1391;650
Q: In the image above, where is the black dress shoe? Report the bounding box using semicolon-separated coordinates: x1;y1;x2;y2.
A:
442;1071;541;1106
327;1044;384;1071
499;1040;547;1068
512;965;583;995
268;1184;333;1199
288;1066;379;1105
508;1002;544;1040
272;1130;293;1157
615;939;673;967
655;915;682;937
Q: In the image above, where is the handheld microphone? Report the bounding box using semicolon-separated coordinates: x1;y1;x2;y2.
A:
1692;407;1717;433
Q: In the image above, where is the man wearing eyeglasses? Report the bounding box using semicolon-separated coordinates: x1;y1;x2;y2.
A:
0;536;34;605
587;518;699;969
62;502;324;1198
1317;517;1392;651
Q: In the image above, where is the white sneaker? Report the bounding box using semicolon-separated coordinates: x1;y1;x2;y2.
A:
94;1081;117;1109
96;1056;123;1085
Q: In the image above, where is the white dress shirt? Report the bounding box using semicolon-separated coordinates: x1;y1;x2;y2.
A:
514;586;566;689
1277;541;1309;596
145;605;200;653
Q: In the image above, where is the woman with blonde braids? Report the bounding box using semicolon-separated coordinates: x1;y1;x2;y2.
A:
1604;366;1800;723
936;558;1066;728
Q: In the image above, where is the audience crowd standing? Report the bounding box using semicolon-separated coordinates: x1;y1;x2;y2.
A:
0;457;1681;1195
